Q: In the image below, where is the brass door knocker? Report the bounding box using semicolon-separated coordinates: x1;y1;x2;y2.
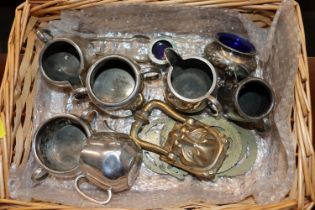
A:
130;100;229;180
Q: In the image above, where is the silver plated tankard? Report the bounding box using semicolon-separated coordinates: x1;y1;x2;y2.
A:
217;77;275;131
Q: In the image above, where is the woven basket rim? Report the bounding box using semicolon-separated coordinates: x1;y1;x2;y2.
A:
0;0;314;209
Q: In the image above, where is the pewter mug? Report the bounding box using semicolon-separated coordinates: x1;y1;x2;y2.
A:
32;114;92;182
164;48;221;114
38;29;92;89
75;132;142;205
73;55;145;113
217;77;275;130
204;32;257;79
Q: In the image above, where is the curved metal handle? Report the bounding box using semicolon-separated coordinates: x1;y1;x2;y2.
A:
80;109;98;124
207;95;222;117
31;167;49;183
71;87;88;101
255;117;271;132
36;29;53;43
130;100;187;156
74;175;112;205
141;65;161;81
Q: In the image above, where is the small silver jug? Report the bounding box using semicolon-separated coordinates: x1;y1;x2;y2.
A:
204;32;257;79
37;29;92;89
164;48;221;115
75;132;143;205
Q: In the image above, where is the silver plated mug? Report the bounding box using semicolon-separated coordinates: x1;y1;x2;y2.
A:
217;77;275;131
32;113;93;182
37;29;92;89
75;132;143;205
164;48;221;115
204;32;257;79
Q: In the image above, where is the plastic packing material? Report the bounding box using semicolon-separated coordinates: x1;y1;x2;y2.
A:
9;0;299;208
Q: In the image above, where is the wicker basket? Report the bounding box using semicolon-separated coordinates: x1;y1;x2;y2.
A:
0;0;314;209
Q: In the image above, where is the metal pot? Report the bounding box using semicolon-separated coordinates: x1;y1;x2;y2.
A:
75;132;142;205
32;113;92;182
204;32;257;79
164;48;221;115
217;77;275;131
72;55;152;115
37;29;92;89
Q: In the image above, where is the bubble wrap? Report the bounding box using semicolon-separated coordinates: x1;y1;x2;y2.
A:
9;1;299;208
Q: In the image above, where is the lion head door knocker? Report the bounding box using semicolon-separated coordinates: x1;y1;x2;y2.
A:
130;100;229;180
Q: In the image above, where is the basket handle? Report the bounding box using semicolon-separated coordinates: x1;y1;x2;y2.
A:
74;175;112;205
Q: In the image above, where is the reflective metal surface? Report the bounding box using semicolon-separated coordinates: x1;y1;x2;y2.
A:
140;118;188;180
216;125;257;178
85;55;144;112
204;32;257;79
160;116;241;176
148;37;176;65
164;48;220;114
130;100;229;180
38;30;91;89
75;132;142;205
217;77;275;126
32;114;91;179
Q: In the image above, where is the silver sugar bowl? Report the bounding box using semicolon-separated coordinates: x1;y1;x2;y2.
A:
204;32;257;79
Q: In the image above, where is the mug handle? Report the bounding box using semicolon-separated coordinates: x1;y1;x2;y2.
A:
74;175;112;205
71;87;89;101
140;65;161;81
255;117;271;132
80;109;98;124
36;29;53;43
31;167;49;184
207;95;222;117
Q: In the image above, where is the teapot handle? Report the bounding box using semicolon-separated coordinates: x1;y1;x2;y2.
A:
74;175;112;205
